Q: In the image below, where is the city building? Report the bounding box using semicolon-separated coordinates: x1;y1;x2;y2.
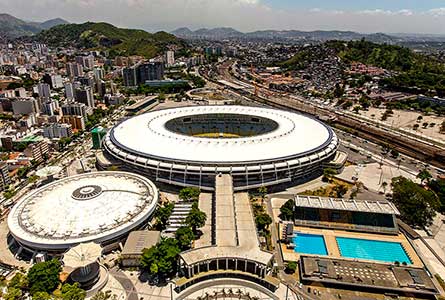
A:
23;140;49;162
12;98;39;115
7;171;159;255
66;63;84;78
61;115;86;131
61;102;90;119
122;62;164;87
74;87;95;108
165;50;175;66
64;82;75;100
43;123;73;139
0;162;11;191
100;105;342;191
37;83;51;100
91;126;107;149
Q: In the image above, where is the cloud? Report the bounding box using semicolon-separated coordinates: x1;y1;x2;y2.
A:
1;0;445;34
427;7;445;17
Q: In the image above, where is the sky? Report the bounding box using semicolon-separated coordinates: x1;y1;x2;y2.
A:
2;0;445;34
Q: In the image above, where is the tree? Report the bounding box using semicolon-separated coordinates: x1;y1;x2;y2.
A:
285;261;298;274
61;283;86;300
440;120;445;133
91;291;117;300
140;238;181;277
322;168;336;182
3;287;22;300
391;176;439;227
185;202;207;233
390;149;400;158
332;184;348;198
178;187;201;202
32;292;51;300
258;186;268;199
27;259;61;294
417;169;432;184
175;226;195;250
279;199;295;221
255;213;272;231
154;203;174;230
417;115;423;122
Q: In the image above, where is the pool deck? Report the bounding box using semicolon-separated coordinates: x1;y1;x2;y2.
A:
282;226;422;267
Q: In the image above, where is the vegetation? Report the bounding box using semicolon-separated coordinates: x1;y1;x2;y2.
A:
27;259;61;294
37;22;185;58
322;168;336;183
430;178;445;213
175;226;195;250
154;203;174;230
417;169;433;184
91;291;117;300
140;238;181;277
178;187;201;202
255;213;272;232
279;199;294;221
60;283;86;300
185;202;207;234
285;261;298;274
391;176;439;227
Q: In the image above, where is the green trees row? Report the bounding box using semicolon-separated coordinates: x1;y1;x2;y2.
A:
3;260;85;300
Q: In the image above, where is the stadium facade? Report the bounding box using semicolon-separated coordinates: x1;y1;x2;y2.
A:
99;105;341;191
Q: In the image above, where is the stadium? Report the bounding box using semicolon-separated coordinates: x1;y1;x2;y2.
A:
100;105;341;191
7;171;158;256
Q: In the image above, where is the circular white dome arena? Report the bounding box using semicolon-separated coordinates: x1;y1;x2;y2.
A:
8;171;158;252
102;105;339;190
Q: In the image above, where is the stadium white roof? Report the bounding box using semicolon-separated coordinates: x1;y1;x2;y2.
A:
109;105;333;164
8;172;158;250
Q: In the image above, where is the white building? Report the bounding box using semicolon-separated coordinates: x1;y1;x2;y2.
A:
51;75;64;89
37;83;51;100
165;50;175;66
7;172;159;254
42;123;73;139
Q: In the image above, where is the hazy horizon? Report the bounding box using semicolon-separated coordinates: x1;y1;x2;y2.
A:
2;0;445;35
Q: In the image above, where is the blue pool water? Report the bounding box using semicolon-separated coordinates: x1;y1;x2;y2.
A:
293;233;328;255
336;237;412;264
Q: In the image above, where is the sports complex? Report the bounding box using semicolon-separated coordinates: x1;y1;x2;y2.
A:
100;105;342;190
7;171;159;256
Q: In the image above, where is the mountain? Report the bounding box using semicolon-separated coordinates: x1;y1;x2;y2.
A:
37;22;185;58
0;13;69;38
172;27;243;39
38;18;69;30
171;27;396;43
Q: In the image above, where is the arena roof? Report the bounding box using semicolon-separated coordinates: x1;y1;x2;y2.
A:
295;195;400;215
108;105;333;164
8;171;158;251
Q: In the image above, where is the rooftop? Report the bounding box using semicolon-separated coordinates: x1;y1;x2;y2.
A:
108;105;335;164
300;256;437;296
8;171;159;250
121;230;160;256
295;195;400;215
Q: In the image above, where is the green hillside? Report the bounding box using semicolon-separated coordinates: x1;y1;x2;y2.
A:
37;22;185;58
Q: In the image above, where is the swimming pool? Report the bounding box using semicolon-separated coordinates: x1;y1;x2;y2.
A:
293;233;328;255
336;237;412;264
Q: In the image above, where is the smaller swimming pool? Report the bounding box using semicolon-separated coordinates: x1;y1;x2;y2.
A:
293;233;328;256
336;237;412;264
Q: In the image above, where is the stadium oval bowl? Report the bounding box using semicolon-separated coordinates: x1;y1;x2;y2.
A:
101;105;339;191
